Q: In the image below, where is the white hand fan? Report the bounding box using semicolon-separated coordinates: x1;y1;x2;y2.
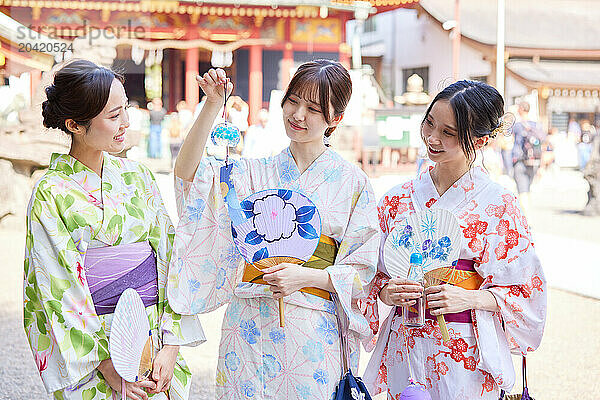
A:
109;288;153;397
383;208;462;342
232;189;322;327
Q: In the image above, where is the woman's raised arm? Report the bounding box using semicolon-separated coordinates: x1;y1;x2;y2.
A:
174;68;233;181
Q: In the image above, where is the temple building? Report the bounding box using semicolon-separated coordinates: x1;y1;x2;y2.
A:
359;0;600;131
0;0;417;123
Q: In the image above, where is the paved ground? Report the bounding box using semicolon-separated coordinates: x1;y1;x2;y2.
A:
2;166;599;399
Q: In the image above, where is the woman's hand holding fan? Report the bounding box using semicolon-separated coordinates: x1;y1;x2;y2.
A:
425;284;475;315
97;359;157;400
232;189;322;327
109;289;161;400
262;263;332;299
383;208;463;342
147;345;180;394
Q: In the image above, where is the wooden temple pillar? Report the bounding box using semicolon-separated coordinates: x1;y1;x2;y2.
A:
249;44;263;125
339;16;351;69
30;69;41;103
185;47;199;108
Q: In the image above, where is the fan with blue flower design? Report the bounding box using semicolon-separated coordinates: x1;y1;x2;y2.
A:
231;189;322;327
383;208;462;342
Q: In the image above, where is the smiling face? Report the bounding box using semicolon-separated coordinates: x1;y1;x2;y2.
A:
280;60;352;149
70;79;130;154
282;91;336;146
421;100;468;166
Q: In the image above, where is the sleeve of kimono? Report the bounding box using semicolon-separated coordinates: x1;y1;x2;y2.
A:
174;170;192;218
359;186;414;340
167;157;244;315
359;194;393;338
473;193;547;387
476;193;547;353
23;186;109;394
143;167;206;347
326;177;379;341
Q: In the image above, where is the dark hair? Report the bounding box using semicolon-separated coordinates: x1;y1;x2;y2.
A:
423;80;504;165
42;59;124;135
281;59;352;144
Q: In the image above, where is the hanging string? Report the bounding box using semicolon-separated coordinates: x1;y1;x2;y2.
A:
222;79;231;165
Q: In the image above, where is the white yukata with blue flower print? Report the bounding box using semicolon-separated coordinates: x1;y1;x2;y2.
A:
167;148;379;399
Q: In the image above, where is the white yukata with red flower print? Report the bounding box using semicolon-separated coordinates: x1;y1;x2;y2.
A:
362;166;547;400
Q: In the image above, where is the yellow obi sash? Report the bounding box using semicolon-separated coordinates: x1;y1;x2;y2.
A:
425;259;484;290
421;259;484;323
241;235;338;300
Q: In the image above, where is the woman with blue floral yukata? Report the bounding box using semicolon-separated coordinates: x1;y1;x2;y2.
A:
167;60;379;399
24;59;205;400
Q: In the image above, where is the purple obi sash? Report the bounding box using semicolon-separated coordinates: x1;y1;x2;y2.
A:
397;259;477;324
84;241;158;316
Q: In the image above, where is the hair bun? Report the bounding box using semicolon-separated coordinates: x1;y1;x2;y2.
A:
41;96;65;131
45;85;58;102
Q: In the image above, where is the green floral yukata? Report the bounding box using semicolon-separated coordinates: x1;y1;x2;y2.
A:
23;153;205;399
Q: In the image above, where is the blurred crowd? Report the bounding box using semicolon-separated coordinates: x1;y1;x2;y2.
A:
482;102;597;215
123;96;289;163
114;94;600;217
414;100;599;215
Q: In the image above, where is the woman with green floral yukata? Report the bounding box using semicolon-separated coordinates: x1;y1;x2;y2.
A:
23;59;205;400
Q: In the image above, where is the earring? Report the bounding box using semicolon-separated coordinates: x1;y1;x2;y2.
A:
323;134;331;146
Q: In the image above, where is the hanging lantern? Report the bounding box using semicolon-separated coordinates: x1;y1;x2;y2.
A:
131;45;144;65
211;50;233;68
145;49;155;67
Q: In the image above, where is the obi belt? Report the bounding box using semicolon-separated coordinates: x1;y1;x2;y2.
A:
84;241;158;316
397;259;484;323
242;234;339;301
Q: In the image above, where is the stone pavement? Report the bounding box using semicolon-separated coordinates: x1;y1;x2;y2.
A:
2;166;599;399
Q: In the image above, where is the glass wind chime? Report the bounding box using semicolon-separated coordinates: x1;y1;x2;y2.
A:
210;79;241;165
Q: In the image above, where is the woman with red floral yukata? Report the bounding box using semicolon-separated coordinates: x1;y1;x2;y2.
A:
362;80;547;400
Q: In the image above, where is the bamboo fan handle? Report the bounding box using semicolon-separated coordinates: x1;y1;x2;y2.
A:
436;315;450;342
278;298;285;327
253;257;293;328
424;271;451;342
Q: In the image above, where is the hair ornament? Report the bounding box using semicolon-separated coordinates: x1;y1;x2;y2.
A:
45;85;59;102
490;112;515;138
